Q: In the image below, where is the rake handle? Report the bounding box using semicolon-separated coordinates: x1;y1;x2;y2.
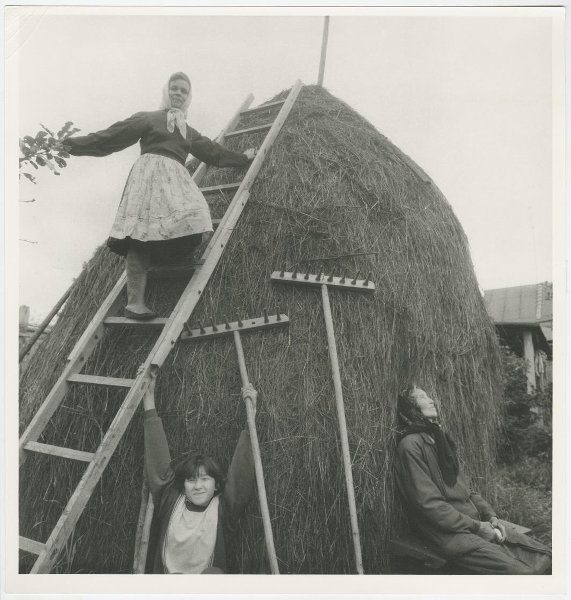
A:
233;330;280;574
321;284;365;574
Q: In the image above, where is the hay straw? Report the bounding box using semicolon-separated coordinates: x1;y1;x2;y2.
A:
19;85;502;573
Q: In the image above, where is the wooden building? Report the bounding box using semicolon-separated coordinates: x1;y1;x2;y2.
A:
484;282;552;393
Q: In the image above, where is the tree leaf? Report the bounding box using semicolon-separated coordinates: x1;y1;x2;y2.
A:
22;172;36;183
35;156;46;166
40;123;54;136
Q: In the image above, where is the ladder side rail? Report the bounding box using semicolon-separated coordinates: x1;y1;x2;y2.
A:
151;79;303;367
28;82;302;573
30;369;155;573
190;93;254;185
67;273;127;362
19;275;127;463
203;81;302;257
131;84;300;568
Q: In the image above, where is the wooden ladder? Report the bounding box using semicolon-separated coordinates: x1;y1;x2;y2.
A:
19;80;303;574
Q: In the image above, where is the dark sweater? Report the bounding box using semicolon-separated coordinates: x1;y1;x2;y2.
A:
395;432;496;557
143;408;255;573
66;110;251;168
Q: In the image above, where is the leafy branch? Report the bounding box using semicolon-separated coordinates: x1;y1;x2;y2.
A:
19;121;79;184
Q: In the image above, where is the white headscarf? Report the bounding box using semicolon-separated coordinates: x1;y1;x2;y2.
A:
159;75;192;139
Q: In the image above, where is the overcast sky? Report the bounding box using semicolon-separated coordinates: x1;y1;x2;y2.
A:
11;8;557;323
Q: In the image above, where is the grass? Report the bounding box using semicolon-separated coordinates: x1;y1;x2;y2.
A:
488;457;552;547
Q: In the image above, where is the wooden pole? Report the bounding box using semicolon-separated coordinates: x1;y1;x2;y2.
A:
522;329;536;394
317;16;330;87
19;285;72;362
320;284;364;574
132;479;154;573
233;330;280;574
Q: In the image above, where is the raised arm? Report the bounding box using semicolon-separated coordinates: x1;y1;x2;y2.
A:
65;112;148;157
187;127;254;168
142;367;174;503
222;384;257;524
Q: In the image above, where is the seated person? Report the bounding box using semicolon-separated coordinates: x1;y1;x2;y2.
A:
395;385;551;575
142;367;256;573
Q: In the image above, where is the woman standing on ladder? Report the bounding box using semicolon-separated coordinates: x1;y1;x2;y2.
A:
65;72;256;320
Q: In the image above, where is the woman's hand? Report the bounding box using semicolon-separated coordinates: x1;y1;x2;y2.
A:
490;517;506;543
138;364;157;410
241;384;258;416
243;148;257;161
476;521;498;543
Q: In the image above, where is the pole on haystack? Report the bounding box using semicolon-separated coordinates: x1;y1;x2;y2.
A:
320;283;364;575
271;268;375;574
19;284;73;362
179;312;290;574
233;330;280;574
317;16;330;86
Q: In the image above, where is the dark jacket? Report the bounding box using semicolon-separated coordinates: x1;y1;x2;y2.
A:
66;110;251;168
143;409;255;573
395;432;496;557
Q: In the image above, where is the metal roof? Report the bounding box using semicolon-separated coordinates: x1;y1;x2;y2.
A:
483;282;552;327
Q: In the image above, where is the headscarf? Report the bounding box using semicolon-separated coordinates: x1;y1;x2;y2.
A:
397;386;460;487
159;72;192;139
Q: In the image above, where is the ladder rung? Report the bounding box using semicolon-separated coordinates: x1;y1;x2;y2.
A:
225;123;272;138
240;99;285;114
24;441;95;463
200;183;240;194
20;536;46;555
67;374;135;388
104;317;169;327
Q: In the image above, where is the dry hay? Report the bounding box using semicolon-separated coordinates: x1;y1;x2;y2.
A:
19;85;502;574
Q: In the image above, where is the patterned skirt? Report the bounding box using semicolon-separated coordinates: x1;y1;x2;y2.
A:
107;153;212;263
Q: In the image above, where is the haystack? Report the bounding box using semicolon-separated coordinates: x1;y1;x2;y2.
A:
19;85;502;574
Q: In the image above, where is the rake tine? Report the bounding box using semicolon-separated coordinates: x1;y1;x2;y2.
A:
276;307;282;321
183;321;192;336
340;272;346;284
199;321;206;334
327;272;335;282
352;271;361;285
237;314;243;328
211;318;218;333
263;308;269;324
364;273;371;286
224;315;231;330
304;263;310;280
316;271;322;282
292;264;298;279
280;264;286;277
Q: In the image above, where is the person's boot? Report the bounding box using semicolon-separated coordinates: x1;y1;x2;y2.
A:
125;246;156;320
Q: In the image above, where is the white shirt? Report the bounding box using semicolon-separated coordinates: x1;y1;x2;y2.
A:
163;495;219;574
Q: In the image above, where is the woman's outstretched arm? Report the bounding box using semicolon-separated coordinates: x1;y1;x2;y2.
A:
187;127;255;168
65;112;148;157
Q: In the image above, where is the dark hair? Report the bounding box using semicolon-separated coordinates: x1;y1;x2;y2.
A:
172;453;225;494
168;71;191;89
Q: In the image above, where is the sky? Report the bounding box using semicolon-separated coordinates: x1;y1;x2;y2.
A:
10;8;558;323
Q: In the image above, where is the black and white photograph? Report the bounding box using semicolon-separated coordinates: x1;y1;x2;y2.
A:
5;4;566;597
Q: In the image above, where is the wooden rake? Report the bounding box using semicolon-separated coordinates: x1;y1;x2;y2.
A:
180;309;289;574
271;266;375;575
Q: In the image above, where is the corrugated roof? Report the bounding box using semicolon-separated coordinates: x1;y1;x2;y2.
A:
484;282;552;326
